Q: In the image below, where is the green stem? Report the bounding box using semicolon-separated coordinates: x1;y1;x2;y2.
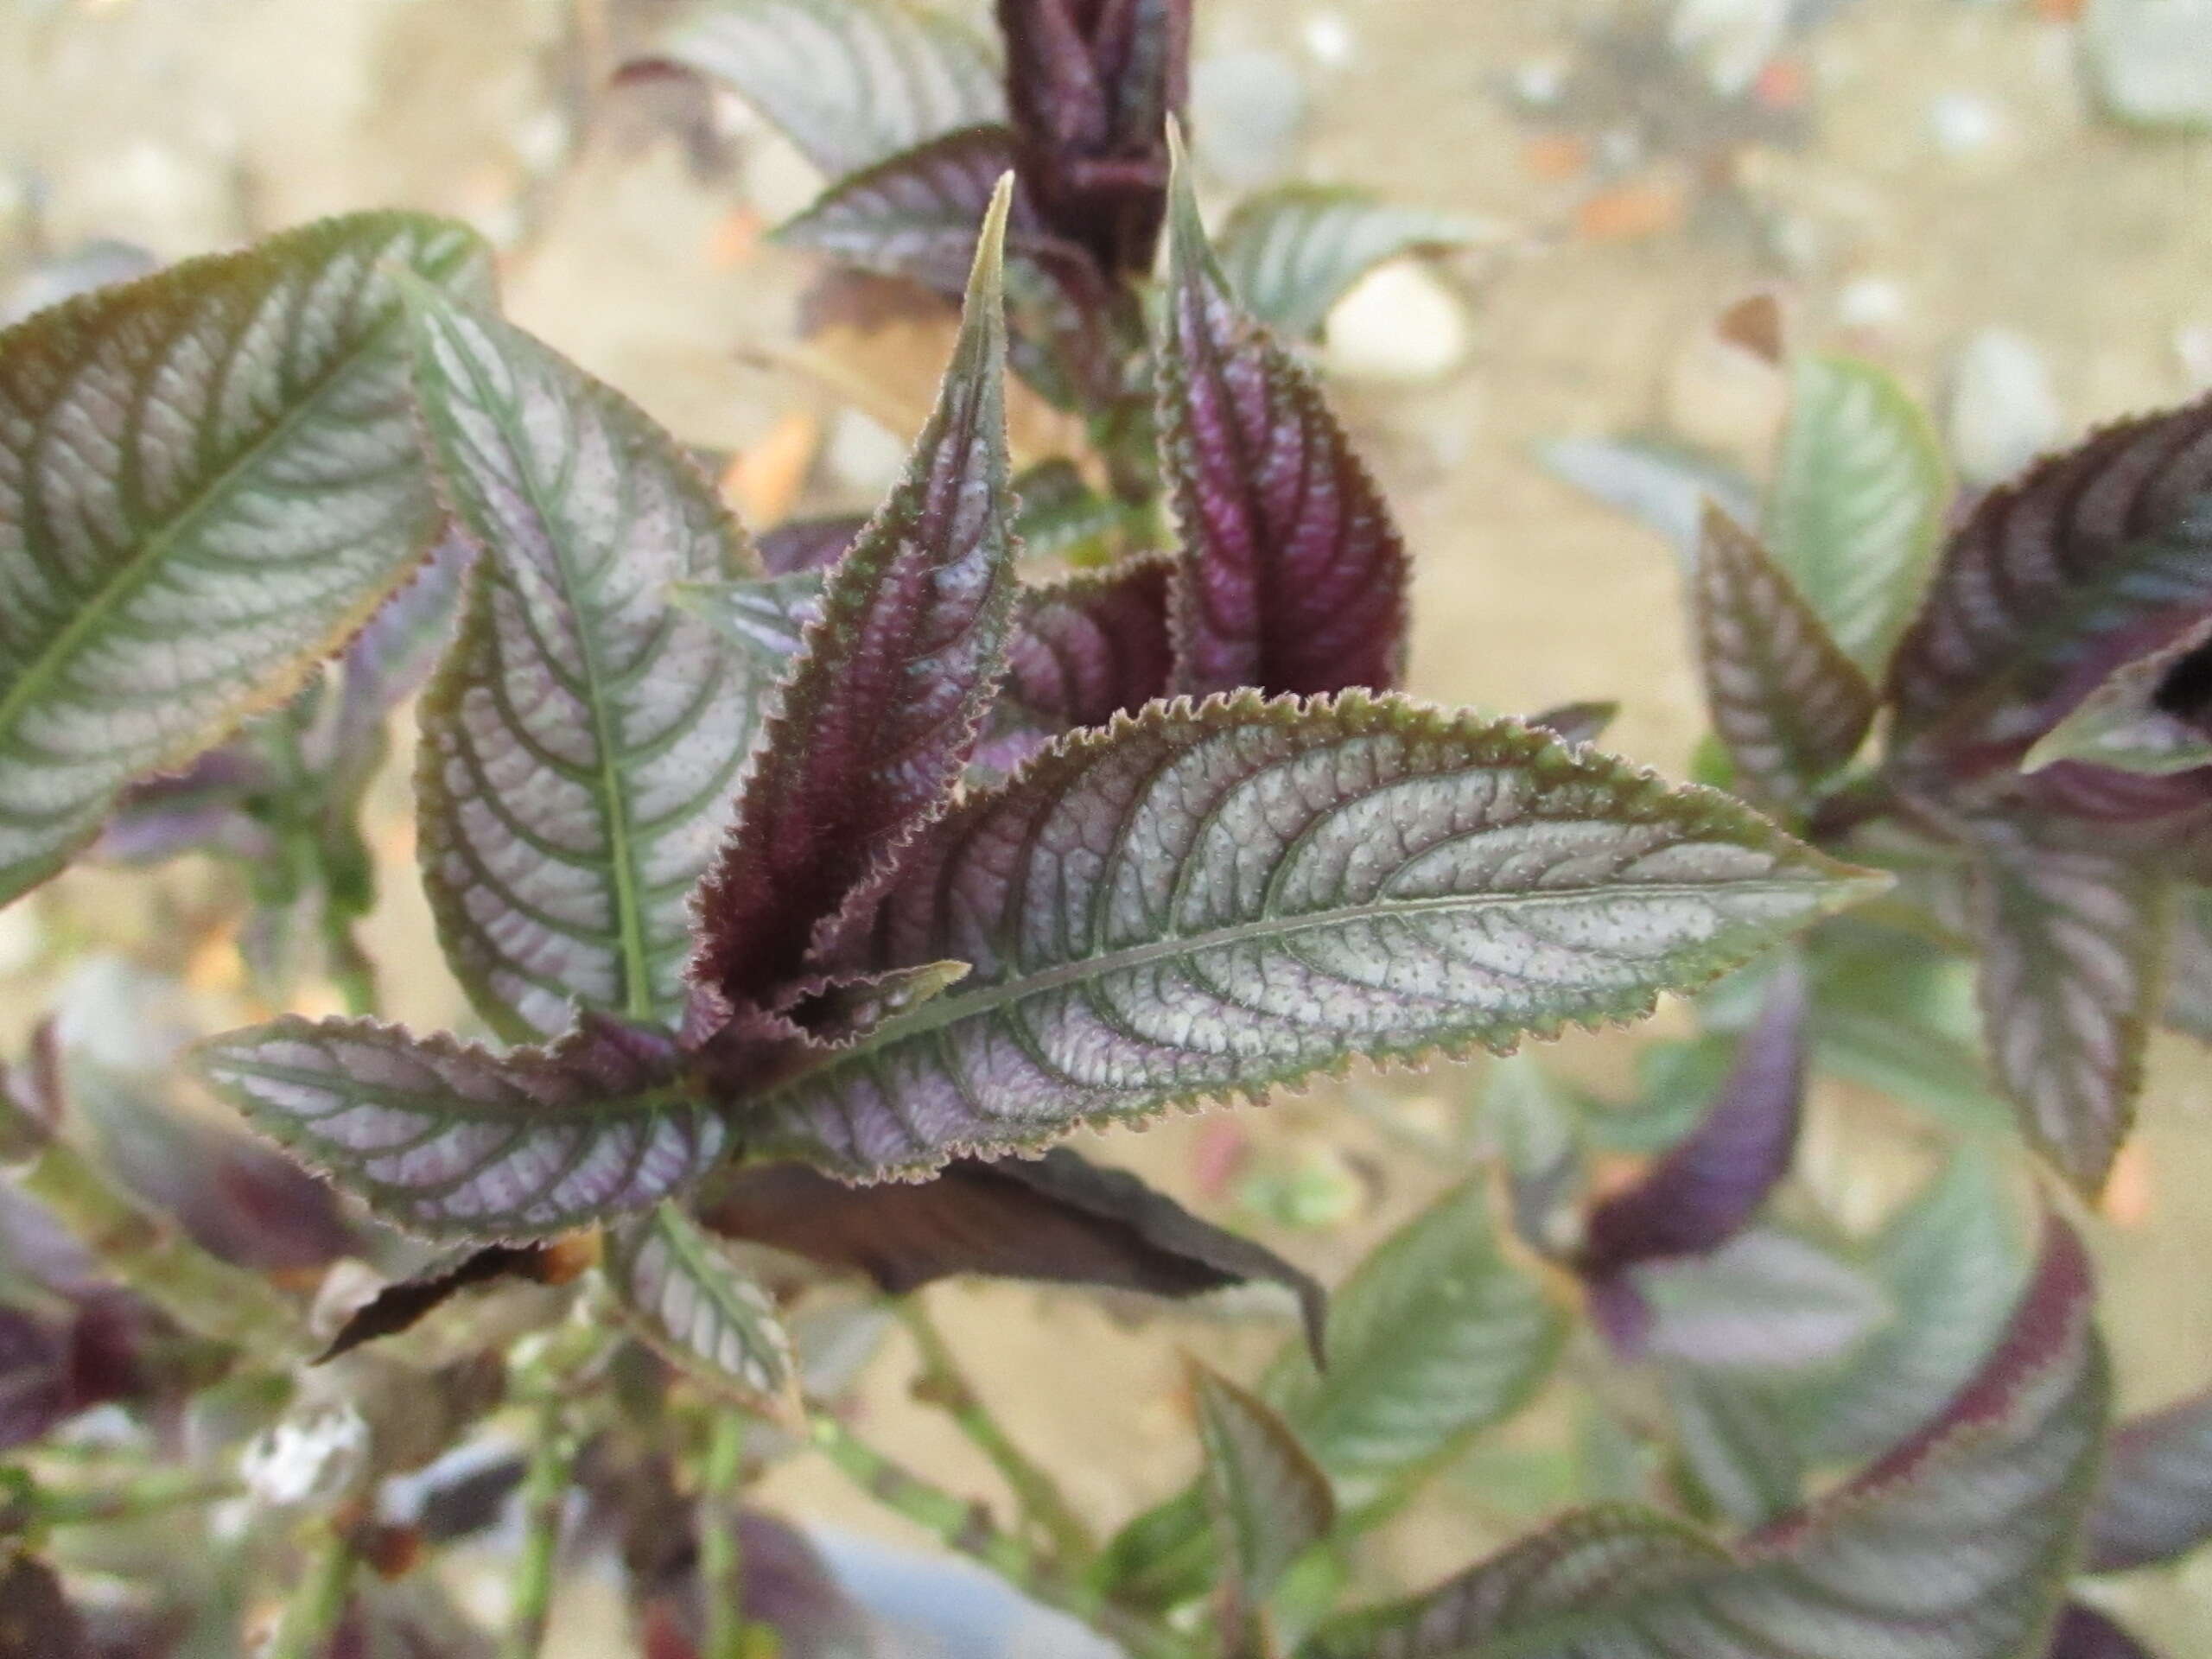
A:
899;1300;1094;1564
701;1412;749;1659
29;1469;242;1528
8;1113;302;1359
501;1398;577;1659
808;1414;1194;1659
264;1526;354;1659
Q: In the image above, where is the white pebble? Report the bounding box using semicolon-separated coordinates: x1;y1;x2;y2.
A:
2177;323;2212;388
1301;11;1355;67
1929;92;2005;156
0;906;39;976
1947;327;2063;487
1513;58;1568;107
824;407;909;495
1835;276;1909;333
1322;261;1470;385
242;1403;371;1510
2085;0;2212;129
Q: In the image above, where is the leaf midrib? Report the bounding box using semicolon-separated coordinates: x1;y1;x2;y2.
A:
0;305;397;753
766;874;1846;1084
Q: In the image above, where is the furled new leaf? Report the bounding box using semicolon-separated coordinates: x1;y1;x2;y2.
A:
1765;354;1947;676
607;1202;799;1416
1889;393;2212;821
728;691;1882;1179
1216;185;1490;341
1306;1215;2108;1659
996;0;1188;274
2024;615;2212;778
637;0;1005;178
1793;1144;2028;1464
690;180;1018;1012
696;1147;1324;1347
405;290;766;1039
1160;140;1412;698
1693;506;1877;817
193;1014;725;1240
1970;834;2171;1194
1580;963;1808;1280
1192;1362;1337;1621
0;213;492;906
2047;1604;2159;1659
2083;1385;2212;1573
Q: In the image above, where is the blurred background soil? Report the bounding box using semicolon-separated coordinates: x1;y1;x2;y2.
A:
4;0;2212;1649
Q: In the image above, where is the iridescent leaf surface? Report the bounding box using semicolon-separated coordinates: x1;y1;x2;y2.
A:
607;1202;799;1416
0;213;492;905
1693;507;1877;817
1580;963;1808;1280
1890;394;2212;768
691;182;1017;1012
1216;185;1489;340
1193;1363;1336;1613
1765;354;1948;676
194;1014;725;1240
1970;834;2171;1193
406;293;766;1039
729;691;1880;1179
2084;1385;2212;1573
696;1147;1322;1346
995;555;1174;746
637;0;1005;178
1160;144;1411;698
1308;1216;2108;1659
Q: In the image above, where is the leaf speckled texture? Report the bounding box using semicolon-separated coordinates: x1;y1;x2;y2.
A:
607;1202;799;1416
639;0;1005;179
734;690;1882;1179
193;1014;725;1240
407;291;766;1039
1971;835;2171;1194
1159;143;1411;699
1307;1216;2108;1659
1693;507;1876;818
691;182;1018;1011
0;213;493;906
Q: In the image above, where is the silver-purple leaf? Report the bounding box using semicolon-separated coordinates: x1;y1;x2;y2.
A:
0;213;493;906
1308;1215;2107;1659
606;1202;799;1416
691;181;1018;1012
2023;613;2212;779
1158;140;1412;699
1215;184;1490;341
731;690;1880;1179
1693;507;1877;818
1580;963;1808;1281
759;515;868;576
1192;1361;1336;1620
192;1014;726;1240
1970;833;2171;1194
405;292;766;1039
633;0;1005;179
2083;1385;2212;1573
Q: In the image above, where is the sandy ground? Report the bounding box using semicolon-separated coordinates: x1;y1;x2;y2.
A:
5;0;2212;1649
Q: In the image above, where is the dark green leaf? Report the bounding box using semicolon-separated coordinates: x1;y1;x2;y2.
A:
0;213;492;905
1193;1361;1337;1634
1216;185;1489;340
729;691;1884;1179
193;1014;725;1240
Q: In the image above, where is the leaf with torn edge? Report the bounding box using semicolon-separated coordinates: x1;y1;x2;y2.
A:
1159;135;1411;698
1306;1215;2107;1659
1693;506;1877;818
728;691;1883;1181
690;179;1019;1014
1216;184;1490;340
193;1014;725;1240
1970;832;2171;1194
607;1201;800;1417
0;213;492;906
631;0;1005;179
